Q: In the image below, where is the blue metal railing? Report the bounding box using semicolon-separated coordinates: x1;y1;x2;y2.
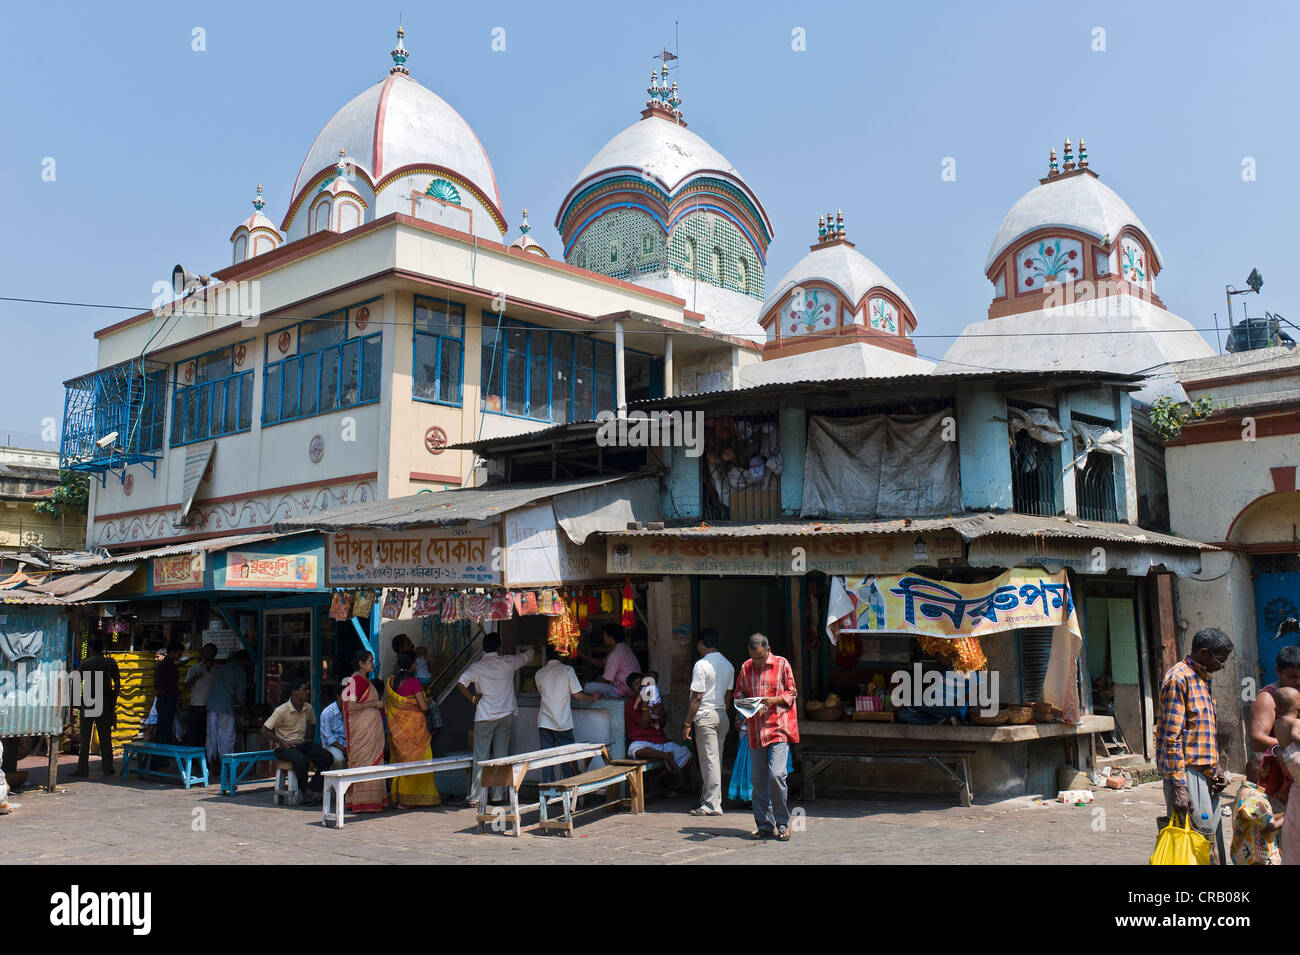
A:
60;360;168;473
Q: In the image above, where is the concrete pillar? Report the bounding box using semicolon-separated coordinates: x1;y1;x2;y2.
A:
663;333;674;398
615;321;627;416
957;391;1013;511
780;399;806;515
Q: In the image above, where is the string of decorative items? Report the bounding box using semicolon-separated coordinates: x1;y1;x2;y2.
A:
326;576;638;660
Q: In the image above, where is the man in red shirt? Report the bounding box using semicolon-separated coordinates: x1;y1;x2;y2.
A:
735;633;799;841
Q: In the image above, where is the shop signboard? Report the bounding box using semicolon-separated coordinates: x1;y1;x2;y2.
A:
223;552;320;589
326;527;500;587
606;532;964;577
504;504;605;586
151;553;205;592
179;441;215;524
827;568;1080;640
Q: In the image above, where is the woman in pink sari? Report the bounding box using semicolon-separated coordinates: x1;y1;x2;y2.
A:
341;650;386;813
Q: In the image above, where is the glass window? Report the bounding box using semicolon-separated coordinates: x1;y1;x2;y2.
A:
437;340;461;402
529;332;549;418
238;374;253;430
595;372;614;415
299;317;345;354
281;361;300;419
263;366;281;423
413;298;464;405
340;340;360;406
320;348;341;412
505;350;527;416
197;350;232;383
300;352;319;417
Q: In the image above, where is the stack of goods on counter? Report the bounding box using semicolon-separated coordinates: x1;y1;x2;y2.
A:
110;651;157;755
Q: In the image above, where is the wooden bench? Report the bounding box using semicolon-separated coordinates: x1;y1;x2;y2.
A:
121;743;209;789
801;748;975;806
219;750;276;796
537;763;644;836
477;742;609;837
321;754;474;829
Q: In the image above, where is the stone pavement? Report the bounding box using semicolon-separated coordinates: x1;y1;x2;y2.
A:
1;755;1175;864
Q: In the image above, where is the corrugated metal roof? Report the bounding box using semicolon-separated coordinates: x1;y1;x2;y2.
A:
612;512;1210;551
50;531;306;569
273;475;637;533
25;566;138;601
450;420;602;453
630;370;1146;409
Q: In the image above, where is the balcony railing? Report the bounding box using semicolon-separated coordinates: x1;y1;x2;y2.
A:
60;359;168;482
1010;427;1060;517
1075;450;1119;522
171;371;254;446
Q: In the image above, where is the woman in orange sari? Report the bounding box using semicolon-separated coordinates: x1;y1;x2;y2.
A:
341;651;386;813
385;651;440;807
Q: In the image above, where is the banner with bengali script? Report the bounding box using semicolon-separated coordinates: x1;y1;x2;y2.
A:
151;553;205;592
826;568;1079;641
224;552;319;589
326;528;500;587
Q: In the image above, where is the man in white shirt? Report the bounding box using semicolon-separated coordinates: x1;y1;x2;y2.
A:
535;645;600;783
683;628;735;816
458;633;535;805
184;643;218;753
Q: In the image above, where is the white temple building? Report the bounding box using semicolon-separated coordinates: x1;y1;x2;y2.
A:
937;140;1214;400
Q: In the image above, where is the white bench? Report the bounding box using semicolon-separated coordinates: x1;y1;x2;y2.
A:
321;754;473;829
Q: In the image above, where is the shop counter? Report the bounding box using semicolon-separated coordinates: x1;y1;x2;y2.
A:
798;714;1115;798
508;694;630;781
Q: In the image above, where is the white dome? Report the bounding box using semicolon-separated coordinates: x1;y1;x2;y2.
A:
573;115;746;195
765;242;915;315
985;171;1161;272
235;211;279;234
286;70;502;231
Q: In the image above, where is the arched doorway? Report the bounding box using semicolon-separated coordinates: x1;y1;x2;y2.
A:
1230;492;1300;685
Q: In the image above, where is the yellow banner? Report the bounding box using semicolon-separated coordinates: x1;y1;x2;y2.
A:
829;569;1079;640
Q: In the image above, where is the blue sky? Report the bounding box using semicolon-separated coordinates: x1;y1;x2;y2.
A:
3;0;1297;448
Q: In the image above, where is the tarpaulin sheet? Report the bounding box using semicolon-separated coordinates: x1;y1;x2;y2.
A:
801;409;961;518
552;476;663;545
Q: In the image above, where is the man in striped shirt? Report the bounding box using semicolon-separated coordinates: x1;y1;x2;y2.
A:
735;633;799;841
1156;627;1234;842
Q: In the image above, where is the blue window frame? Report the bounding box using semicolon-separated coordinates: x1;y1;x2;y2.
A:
170;342;254;446
480;316;616;422
413;296;464;406
263;303;382;426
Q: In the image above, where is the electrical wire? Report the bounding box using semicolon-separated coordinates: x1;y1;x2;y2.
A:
0;294;1256;343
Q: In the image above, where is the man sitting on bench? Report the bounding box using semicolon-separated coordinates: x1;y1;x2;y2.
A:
262;681;333;805
624;672;692;775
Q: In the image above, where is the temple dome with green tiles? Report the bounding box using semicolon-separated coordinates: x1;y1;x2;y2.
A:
555;61;774;339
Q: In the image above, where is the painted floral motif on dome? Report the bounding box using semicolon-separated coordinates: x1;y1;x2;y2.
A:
425;178;462;205
868;297;899;334
1017;237;1082;290
786;288;836;336
1120;237;1147;284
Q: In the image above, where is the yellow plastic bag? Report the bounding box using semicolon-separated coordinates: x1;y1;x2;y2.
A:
1149;813;1212;865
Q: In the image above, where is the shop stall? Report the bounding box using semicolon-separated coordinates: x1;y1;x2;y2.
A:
605;517;1203;799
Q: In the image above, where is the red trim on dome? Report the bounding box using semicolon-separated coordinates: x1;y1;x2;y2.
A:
373;74;396;178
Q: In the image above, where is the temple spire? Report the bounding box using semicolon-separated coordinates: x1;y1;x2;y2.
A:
252;183;265;212
390;25;410;75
